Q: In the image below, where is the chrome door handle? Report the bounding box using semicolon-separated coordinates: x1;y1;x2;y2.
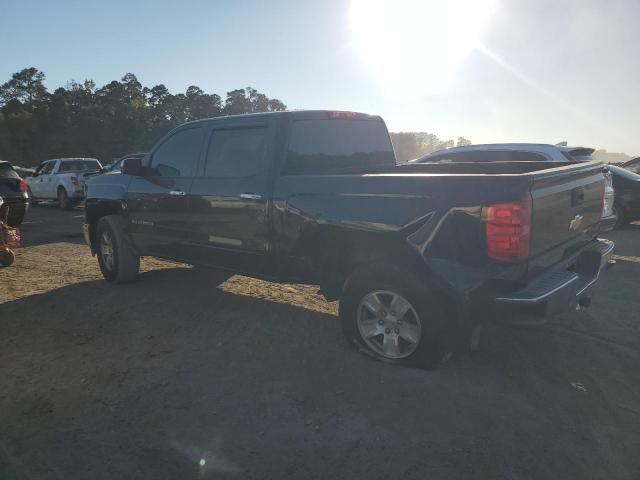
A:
169;190;186;196
239;193;262;200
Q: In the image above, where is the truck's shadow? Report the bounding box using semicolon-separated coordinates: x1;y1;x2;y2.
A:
19;204;86;247
1;265;639;479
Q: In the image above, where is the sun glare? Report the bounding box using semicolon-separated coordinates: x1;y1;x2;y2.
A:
350;0;495;92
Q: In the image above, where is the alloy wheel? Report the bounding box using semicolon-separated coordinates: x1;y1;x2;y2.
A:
100;231;114;272
356;290;422;359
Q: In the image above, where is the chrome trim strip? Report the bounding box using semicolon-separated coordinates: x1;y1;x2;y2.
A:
495;275;579;303
495;241;614;303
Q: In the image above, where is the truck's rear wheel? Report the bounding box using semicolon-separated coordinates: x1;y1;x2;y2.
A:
96;216;140;283
339;265;450;369
58;187;72;210
613;203;626;228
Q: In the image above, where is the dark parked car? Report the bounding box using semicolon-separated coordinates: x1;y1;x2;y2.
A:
0;160;29;227
84;111;614;369
105;153;145;174
85;153;145;179
609;165;640;227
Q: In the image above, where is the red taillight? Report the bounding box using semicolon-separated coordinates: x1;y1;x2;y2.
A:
71;175;79;186
485;199;531;263
20;178;28;194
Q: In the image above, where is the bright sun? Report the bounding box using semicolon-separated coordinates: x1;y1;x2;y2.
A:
350;0;495;92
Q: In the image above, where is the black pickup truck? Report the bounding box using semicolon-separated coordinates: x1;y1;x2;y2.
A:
84;110;614;368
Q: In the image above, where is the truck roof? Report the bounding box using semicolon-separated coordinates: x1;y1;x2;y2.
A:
182;110;382;127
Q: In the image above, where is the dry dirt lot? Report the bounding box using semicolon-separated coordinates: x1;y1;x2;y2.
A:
1;206;639;480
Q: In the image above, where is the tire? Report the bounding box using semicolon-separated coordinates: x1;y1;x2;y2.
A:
613;203;626;228
95;215;140;283
0;249;15;267
27;187;39;206
58;187;72;210
339;264;451;369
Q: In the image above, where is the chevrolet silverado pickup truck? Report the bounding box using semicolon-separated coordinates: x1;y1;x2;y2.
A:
84;110;614;368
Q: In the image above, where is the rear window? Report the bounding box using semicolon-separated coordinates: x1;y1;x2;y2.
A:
59;160;101;172
285;119;395;174
0;164;19;179
423;151;547;163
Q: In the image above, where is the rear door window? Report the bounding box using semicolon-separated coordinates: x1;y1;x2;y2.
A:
151;127;205;177
285;119;395;174
205;127;269;177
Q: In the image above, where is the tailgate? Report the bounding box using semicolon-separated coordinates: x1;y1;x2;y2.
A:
528;162;604;275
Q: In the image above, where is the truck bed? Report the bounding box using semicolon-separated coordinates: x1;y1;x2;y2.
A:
275;160;607;284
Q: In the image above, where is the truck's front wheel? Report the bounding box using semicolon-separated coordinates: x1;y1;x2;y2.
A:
339;265;450;369
96;216;140;283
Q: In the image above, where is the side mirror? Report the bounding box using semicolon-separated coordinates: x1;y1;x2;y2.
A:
121;157;143;176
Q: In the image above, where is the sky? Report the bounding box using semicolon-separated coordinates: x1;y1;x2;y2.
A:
1;0;639;155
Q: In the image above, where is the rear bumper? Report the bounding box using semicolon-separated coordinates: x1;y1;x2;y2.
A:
490;238;614;322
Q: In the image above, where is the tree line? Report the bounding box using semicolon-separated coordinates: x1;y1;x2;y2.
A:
390;132;472;162
0;67;472;167
0;68;287;167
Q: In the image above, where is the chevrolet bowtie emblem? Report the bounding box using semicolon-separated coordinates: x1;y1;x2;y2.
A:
569;214;584;232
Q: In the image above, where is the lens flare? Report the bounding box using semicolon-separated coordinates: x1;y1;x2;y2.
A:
350;0;495;93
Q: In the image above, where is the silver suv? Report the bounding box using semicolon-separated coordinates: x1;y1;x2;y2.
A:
412;143;595;164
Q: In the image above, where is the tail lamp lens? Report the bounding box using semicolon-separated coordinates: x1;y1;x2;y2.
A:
485;199;531;263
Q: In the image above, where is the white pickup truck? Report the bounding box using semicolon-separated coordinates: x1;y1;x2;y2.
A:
26;158;102;209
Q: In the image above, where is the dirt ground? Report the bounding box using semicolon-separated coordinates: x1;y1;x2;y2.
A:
1;205;639;480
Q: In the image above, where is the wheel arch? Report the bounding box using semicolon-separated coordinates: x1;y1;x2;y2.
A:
310;225;433;301
85;200;128;254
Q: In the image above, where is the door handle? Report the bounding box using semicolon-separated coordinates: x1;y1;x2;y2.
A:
169;189;186;196
239;193;262;200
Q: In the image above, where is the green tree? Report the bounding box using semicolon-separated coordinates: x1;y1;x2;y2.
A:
0;67;48;105
0;68;287;166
